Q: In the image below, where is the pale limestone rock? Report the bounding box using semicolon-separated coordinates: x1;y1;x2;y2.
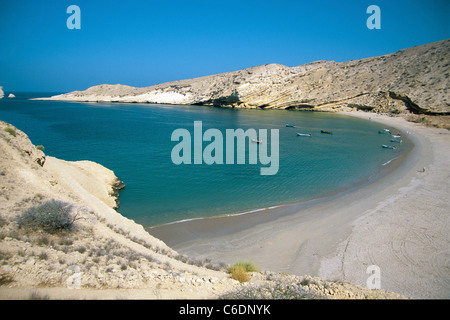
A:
39;39;450;115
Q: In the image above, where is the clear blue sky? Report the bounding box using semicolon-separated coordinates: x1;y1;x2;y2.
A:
0;0;448;92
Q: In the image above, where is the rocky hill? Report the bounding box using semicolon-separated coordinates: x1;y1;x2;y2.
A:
0;121;406;299
40;39;449;115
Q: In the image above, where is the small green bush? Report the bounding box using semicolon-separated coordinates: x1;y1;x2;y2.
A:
228;261;259;283
3;127;16;137
228;261;259;273
230;266;251;283
16;199;77;234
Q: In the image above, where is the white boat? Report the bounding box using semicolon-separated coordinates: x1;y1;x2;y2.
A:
297;133;311;137
391;134;401;138
382;144;396;150
251;139;263;144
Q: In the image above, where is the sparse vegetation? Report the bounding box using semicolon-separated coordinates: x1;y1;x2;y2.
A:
16;199;79;234
220;281;319;299
174;253;228;272
36;236;51;246
3;126;16;137
76;246;87;254
38;251;48;260
0;216;8;228
0;250;13;263
58;238;73;246
407;114;450;130
228;261;259;273
28;291;50;300
0;270;14;286
229;266;251;283
228;261;259;283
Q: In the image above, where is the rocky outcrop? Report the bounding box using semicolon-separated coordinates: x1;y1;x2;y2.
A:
1;122;46;167
39;39;450;115
0;86;4;99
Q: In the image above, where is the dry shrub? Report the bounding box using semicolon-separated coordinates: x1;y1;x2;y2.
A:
230;266;251;283
16;199;78;234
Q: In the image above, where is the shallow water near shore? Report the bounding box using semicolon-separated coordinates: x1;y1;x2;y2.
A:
0;93;412;226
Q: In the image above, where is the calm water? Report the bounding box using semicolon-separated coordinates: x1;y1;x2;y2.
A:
0;92;411;226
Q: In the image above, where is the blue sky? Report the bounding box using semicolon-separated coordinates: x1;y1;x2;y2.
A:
0;0;448;92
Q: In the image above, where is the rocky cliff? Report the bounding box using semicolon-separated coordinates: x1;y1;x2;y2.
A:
40;39;449;115
0;87;4;99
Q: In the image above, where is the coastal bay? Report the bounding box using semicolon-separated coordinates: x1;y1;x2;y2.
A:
0;96;406;227
2;94;447;298
0;114;415;300
151;112;450;299
1;1;448;302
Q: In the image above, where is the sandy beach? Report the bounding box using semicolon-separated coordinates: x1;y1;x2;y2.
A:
151;112;450;299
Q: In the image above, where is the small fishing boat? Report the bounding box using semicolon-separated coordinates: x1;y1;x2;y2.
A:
297;133;311;137
286;124;295;128
251;139;263;144
321;130;333;134
391;134;401;138
390;138;402;143
382;144;396;150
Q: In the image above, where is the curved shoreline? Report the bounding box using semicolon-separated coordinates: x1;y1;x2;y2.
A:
150;112;415;245
148;113;413;231
149;151;409;245
150;112;450;298
148;150;408;233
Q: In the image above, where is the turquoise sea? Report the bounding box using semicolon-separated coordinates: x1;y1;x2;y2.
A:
0;92;411;226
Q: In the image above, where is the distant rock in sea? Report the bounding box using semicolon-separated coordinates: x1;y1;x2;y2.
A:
0;86;4;99
38;39;450;115
8;93;15;98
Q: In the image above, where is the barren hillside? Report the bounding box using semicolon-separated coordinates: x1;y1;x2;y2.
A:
40;39;449;115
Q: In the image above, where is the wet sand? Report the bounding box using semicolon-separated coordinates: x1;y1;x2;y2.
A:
150;112;450;298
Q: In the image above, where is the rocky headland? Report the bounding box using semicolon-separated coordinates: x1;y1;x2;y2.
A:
38;39;449;119
0;87;4;99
